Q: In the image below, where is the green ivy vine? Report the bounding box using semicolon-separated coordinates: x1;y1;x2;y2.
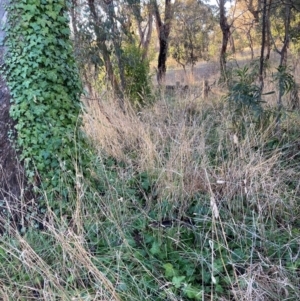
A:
2;0;84;191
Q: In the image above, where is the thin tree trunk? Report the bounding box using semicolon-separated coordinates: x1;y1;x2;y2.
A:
105;1;126;94
219;0;230;81
276;1;292;130
259;0;267;96
87;0;124;110
279;2;291;67
265;0;273;61
142;6;153;60
153;0;174;85
134;3;153;61
70;0;78;47
247;30;254;60
229;34;235;54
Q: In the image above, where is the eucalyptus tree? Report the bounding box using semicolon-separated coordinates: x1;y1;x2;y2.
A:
128;0;154;60
151;0;176;84
79;0;125;106
218;0;231;81
231;0;260;59
71;0;153;106
169;0;215;73
269;0;300;124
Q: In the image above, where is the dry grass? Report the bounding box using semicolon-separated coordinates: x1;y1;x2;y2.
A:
81;89;300;299
82;91;297;218
0;85;299;300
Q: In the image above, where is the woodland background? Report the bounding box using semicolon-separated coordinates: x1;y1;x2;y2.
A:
0;0;300;300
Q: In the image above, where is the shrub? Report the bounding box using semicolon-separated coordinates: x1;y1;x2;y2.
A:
122;43;152;107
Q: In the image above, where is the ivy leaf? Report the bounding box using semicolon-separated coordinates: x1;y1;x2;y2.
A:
46;10;58;20
150;241;160;255
30;23;41;31
163;263;177;278
172;276;185;288
40;27;49;36
23;80;31;88
23;4;36;13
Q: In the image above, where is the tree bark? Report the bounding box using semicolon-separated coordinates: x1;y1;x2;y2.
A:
70;0;79;47
259;0;267;95
132;2;153;61
247;28;254;59
265;0;273;61
152;0;174;85
104;1;126;95
219;0;230;81
279;1;291;67
275;1;292;129
247;0;260;23
142;5;153;61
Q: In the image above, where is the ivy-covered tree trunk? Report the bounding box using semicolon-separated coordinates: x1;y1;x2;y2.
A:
0;0;24;197
0;66;33;203
0;0;35;233
1;0;84;203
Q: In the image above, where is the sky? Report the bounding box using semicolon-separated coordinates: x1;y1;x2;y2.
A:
208;0;232;9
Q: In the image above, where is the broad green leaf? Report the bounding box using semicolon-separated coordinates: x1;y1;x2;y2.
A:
150;241;161;255
163;263;177;278
172;276;185;288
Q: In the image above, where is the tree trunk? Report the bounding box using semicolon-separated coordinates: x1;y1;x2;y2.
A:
133;2;153;61
70;0;79;48
279;1;291;67
153;0;174;85
142;5;153;61
259;0;267;96
229;34;235;54
276;1;292;130
157;29;169;84
0;1;33;231
245;0;260;60
219;0;230;81
247;0;260;23
265;0;273;61
105;1;126;94
247;30;254;60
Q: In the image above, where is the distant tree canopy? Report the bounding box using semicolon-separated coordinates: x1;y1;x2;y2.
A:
2;0;299;103
72;0;153;106
69;0;300;93
169;0;215;72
